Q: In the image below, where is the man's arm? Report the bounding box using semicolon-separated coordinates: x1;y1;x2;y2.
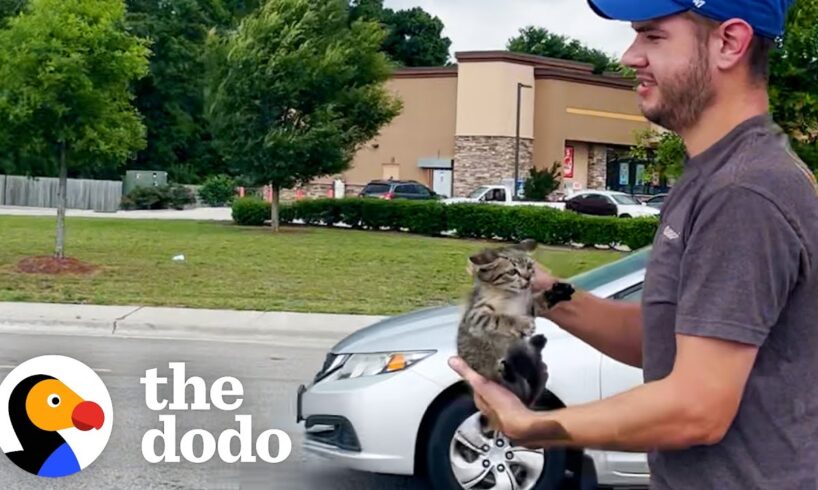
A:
533;269;644;367
450;332;758;452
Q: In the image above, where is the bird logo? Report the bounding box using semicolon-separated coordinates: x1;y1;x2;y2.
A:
0;356;113;478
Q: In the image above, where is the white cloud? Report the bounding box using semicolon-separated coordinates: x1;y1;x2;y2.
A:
383;0;638;62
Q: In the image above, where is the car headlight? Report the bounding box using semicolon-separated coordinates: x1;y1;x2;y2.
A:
325;351;435;381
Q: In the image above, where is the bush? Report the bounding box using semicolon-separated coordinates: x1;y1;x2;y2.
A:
166;184;196;210
198;175;237;207
267;198;660;249
121;184;196;210
232;197;271;226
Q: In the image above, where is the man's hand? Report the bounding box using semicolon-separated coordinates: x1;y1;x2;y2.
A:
532;263;557;293
448;357;534;440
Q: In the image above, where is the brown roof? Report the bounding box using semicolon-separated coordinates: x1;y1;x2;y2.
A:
391;51;637;90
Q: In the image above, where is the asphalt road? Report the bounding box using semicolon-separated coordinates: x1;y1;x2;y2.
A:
0;332;426;490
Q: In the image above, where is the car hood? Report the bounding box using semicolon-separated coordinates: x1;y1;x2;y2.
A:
331;304;570;354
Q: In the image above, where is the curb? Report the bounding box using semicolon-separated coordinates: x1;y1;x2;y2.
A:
0;302;388;345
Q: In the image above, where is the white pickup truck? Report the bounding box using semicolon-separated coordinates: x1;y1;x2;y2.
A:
442;185;565;209
443;185;661;218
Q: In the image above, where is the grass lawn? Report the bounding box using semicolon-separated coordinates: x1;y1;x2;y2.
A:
0;216;625;315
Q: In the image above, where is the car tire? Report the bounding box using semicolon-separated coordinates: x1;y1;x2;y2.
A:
620;214;632;218
424;394;569;490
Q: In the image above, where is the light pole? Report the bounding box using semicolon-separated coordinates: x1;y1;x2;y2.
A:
514;82;533;200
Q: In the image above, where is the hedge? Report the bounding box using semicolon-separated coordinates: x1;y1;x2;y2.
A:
231;197;659;249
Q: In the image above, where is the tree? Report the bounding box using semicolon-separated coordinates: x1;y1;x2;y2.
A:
349;0;451;67
629;129;687;181
0;0;149;258
507;26;624;75
523;163;561;201
123;0;231;184
770;0;818;171
206;0;402;231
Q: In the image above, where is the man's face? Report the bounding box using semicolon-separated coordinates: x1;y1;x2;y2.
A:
621;14;717;132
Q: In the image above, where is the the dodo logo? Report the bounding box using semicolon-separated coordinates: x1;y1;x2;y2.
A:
0;355;113;478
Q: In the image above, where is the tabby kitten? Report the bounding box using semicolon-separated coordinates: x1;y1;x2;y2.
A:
457;239;549;409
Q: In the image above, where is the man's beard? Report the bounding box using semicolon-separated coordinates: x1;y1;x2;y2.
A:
642;45;715;133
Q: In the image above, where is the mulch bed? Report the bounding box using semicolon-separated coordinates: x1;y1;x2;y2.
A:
15;256;99;275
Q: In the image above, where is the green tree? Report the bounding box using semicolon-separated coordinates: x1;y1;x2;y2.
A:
0;0;149;258
349;0;451;67
770;0;818;171
629;129;687;181
523;163;561;201
124;0;231;184
0;0;24;23
507;26;624;74
206;0;402;231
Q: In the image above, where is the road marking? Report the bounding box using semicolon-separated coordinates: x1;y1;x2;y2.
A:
0;364;111;373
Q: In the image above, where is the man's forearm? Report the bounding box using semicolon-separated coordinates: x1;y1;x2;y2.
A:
520;378;719;452
536;290;643;367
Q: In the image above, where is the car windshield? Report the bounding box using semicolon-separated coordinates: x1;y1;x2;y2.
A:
568;247;651;292
611;194;641;205
468;186;490;199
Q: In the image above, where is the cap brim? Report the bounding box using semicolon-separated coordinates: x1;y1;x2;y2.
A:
587;0;688;22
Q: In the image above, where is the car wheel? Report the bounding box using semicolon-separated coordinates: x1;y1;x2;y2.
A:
620;214;632;218
425;394;567;490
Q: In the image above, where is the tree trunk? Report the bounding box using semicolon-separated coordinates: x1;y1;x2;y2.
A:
54;143;67;259
270;183;280;232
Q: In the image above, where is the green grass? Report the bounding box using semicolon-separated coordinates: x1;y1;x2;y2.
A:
0;216;624;315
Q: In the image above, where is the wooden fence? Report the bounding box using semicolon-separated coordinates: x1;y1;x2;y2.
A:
0;174;123;212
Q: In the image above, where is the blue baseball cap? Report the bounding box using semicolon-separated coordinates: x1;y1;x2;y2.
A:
587;0;794;40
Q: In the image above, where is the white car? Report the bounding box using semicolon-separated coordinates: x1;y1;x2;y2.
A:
297;248;652;489
565;190;661;218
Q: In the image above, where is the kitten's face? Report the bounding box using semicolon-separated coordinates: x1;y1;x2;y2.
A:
469;241;537;292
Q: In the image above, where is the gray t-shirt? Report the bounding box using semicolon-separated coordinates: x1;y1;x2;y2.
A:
641;114;818;489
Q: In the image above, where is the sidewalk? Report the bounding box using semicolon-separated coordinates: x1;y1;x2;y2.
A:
0;301;387;347
0;205;233;221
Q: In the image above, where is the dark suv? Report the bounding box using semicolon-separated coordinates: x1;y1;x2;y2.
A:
359;180;439;200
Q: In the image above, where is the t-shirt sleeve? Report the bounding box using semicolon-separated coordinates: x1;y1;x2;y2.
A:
675;185;802;346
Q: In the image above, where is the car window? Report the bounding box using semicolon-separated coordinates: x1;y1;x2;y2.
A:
613;283;643;302
568;248;651;292
395;184;414;194
611;194;640;205
469;186;490;199
363;183;390;194
413;185;431;196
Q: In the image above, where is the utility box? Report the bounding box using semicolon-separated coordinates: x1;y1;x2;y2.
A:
123;170;167;195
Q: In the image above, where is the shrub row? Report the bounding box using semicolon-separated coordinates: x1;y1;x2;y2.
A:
121;184;196;210
231;197;659;250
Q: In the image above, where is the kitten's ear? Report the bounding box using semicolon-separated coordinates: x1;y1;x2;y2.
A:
469;249;499;266
515;239;538;252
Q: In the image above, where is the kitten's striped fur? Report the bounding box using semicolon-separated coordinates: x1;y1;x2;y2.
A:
457;239;549;409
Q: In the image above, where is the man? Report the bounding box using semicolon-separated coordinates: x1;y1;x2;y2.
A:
449;1;818;488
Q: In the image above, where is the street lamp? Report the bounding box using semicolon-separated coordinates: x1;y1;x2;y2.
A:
514;82;533;200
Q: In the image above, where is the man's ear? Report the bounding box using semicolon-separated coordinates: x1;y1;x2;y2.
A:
715;19;755;72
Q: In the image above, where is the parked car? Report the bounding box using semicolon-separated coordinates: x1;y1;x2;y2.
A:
643;193;668;210
297;248;652;489
564;191;660;218
359;180;440;200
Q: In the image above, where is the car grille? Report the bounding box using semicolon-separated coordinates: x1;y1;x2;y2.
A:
305;415;361;452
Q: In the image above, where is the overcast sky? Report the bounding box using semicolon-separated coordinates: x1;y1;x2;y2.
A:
383;0;638;62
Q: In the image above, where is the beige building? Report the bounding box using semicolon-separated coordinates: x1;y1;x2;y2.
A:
293;51;663;200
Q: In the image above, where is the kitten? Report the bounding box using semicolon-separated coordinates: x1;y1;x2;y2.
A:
457;239;549;413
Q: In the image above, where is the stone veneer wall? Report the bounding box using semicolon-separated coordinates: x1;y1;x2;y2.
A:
587;144;608;190
279;183;366;202
453;136;533;197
